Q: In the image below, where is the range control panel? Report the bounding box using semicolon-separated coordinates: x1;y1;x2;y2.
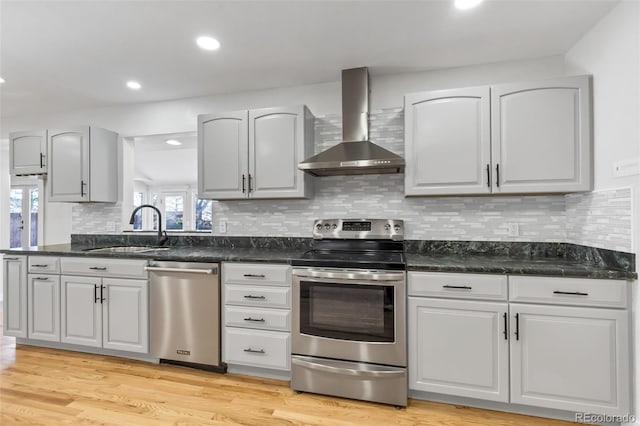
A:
312;219;404;241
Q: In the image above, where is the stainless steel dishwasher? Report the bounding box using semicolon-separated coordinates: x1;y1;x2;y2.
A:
146;261;226;372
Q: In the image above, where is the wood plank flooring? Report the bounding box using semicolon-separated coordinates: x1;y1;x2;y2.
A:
0;331;573;425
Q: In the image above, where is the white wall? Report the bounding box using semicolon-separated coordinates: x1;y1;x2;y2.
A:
565;1;640;423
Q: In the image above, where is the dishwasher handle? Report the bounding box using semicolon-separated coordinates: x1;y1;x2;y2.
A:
145;266;217;275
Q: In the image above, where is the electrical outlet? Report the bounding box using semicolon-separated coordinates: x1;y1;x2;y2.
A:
613;158;640;177
219;221;227;234
507;223;519;237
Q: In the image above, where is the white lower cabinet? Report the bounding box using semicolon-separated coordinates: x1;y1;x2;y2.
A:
409;297;509;402
28;274;61;342
61;275;148;353
222;262;291;372
2;256;28;338
510;304;629;415
408;271;630;417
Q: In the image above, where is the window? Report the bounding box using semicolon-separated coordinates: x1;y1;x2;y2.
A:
164;194;184;231
133;188;211;232
132;191;145;230
10;184;40;248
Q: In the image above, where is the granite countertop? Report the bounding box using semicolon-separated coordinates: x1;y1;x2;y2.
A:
1;244;300;264
406;253;637;280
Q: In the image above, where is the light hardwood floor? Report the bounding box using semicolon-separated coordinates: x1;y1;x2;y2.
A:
0;330;573;425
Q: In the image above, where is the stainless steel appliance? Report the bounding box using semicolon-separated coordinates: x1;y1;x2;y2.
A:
291;219;407;406
147;261;225;372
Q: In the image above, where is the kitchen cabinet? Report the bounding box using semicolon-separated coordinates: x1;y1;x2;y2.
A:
222;262;292;372
28;274;61;342
60;258;148;353
198;105;314;200
2;255;28;338
404;75;591;196
48;126;118;202
408;273;509;402
9;130;48;175
408;271;630;417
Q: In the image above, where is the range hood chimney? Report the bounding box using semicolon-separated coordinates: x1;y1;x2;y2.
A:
298;67;405;176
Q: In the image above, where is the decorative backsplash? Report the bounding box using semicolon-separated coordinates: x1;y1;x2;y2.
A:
71;108;634;253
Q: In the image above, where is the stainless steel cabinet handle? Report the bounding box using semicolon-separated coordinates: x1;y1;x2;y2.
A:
243;317;266;322
291;357;406;378
243;348;265;354
33;277;49;281
145;266;216;275
243;295;266;300
553;291;589;296
243;274;265;278
89;267;107;271
292;269;404;282
442;285;472;290
32;264;49;267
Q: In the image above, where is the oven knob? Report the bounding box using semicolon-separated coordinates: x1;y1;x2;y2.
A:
394;225;401;232
324;224;331;230
332;224;338;229
384;224;391;231
316;224;322;230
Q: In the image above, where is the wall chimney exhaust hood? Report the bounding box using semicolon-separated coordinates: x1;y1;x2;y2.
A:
298;67;405;176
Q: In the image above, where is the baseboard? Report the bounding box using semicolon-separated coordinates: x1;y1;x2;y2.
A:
226;364;291;381
15;338;158;363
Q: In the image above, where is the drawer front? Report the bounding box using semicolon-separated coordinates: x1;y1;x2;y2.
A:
223;263;291;286
29;256;60;274
224;327;290;370
509;276;628;308
225;284;290;309
61;257;148;279
408;272;508;300
225;306;291;332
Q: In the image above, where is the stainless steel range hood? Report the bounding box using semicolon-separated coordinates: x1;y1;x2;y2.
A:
298;67;405;176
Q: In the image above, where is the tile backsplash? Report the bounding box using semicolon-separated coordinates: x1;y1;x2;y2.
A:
72;108;634;253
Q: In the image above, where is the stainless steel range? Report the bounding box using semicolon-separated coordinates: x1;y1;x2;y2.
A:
291;219;407;407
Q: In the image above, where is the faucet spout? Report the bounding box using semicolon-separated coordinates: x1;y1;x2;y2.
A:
129;204;169;246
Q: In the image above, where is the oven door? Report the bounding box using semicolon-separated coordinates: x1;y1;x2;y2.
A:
292;268;406;367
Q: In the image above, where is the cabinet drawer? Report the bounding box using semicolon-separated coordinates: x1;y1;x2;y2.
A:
408;272;508;300
29;256;60;274
61;257;148;279
225;284;290;309
509;276;628;308
225;306;291;332
223;263;291;286
224;327;290;370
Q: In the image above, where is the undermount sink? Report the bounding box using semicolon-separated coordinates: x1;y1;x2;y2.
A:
87;246;170;253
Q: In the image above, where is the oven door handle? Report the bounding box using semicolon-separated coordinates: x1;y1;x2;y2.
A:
291;357;405;378
292;269;404;282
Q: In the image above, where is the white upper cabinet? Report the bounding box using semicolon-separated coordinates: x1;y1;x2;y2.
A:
9;130;48;175
198;111;249;200
404;75;592;196
198;105;314;200
48;126;118;203
405;87;491;196
492;76;592;193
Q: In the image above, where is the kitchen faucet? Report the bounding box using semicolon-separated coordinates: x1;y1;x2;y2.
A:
129;204;169;246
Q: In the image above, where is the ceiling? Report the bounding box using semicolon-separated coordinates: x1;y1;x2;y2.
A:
133;132;197;186
0;0;618;119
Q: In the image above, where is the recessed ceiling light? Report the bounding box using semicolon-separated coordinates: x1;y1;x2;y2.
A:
0;77;5;84
455;0;483;10
165;139;182;146
126;80;142;90
196;36;221;51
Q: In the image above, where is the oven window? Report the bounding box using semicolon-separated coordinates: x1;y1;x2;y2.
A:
299;281;394;342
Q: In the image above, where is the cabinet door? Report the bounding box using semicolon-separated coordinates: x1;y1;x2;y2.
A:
102;278;148;353
60;275;102;347
198;111;248;200
408;297;509;402
27;274;60;342
48;127;90;202
404;87;491;196
249;105;310;199
491;76;592;194
9;130;47;175
2;256;28;338
510;304;629;415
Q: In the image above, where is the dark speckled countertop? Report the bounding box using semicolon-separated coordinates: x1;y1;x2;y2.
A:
1;235;636;280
